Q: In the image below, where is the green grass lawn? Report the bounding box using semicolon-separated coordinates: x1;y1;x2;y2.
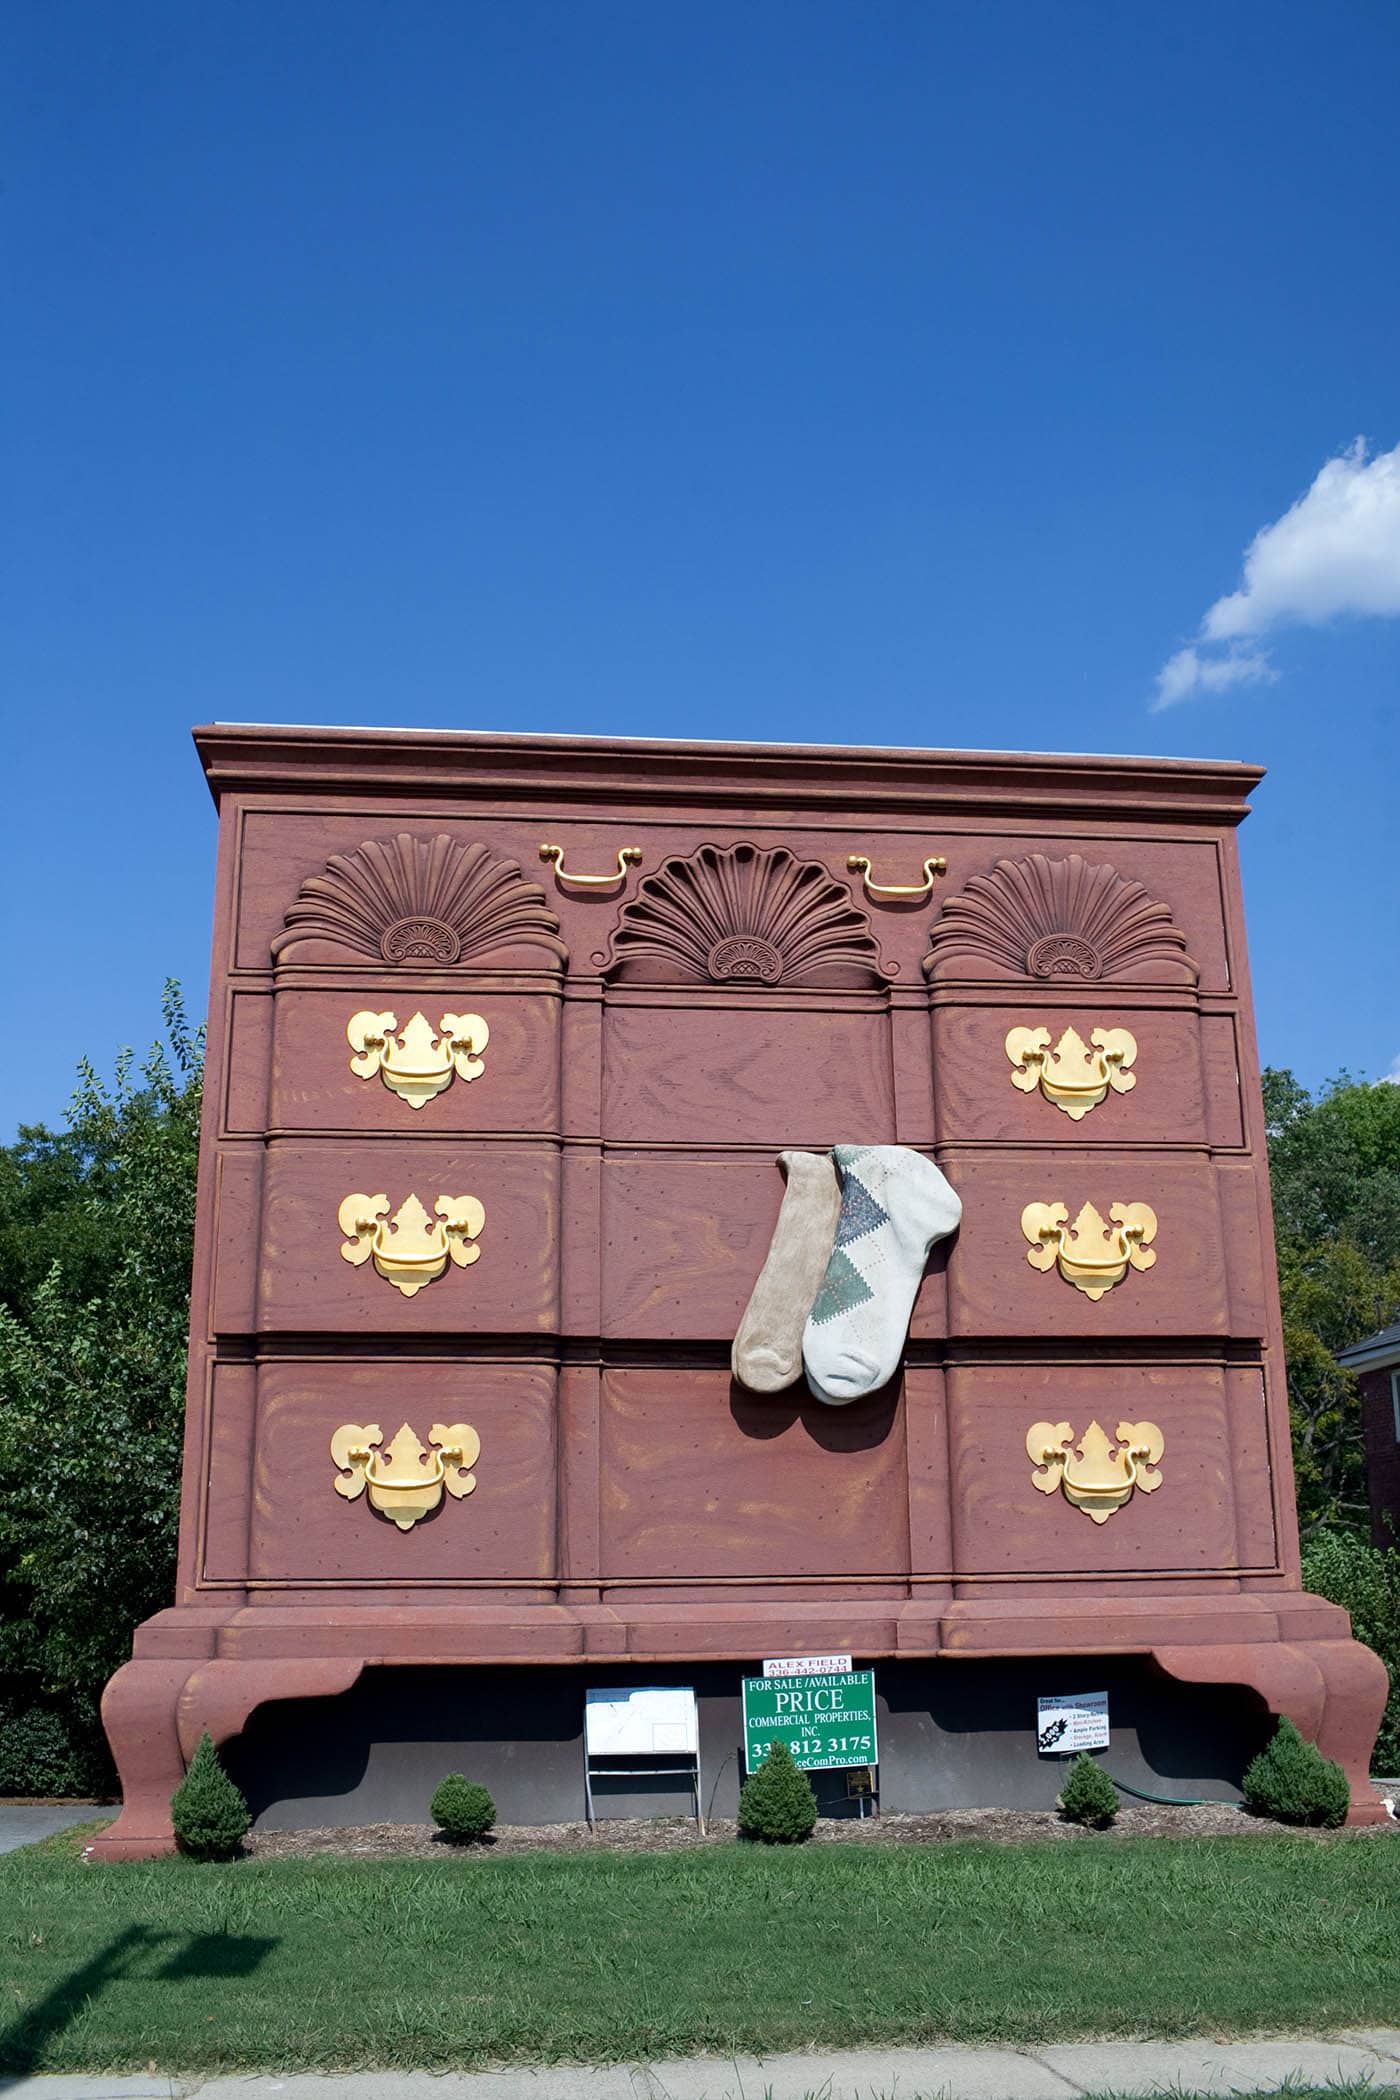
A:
2;1822;1398;2075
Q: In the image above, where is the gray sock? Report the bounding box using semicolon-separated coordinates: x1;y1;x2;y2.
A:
732;1151;842;1392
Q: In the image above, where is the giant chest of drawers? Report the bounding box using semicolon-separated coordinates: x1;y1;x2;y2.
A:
93;726;1388;1854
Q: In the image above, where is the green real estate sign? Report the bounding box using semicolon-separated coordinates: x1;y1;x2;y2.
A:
741;1668;878;1774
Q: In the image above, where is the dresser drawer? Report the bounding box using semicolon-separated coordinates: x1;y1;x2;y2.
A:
242;1359;558;1584
263;987;561;1135
931;1004;1209;1147
928;1147;1229;1340
599;1365;907;1583
945;1360;1259;1576
602;999;894;1147
256;1140;559;1334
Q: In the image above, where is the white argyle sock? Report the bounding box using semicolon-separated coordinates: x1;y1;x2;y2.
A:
802;1145;961;1404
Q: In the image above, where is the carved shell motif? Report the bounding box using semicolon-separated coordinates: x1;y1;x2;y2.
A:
272;834;567;970
924;852;1197;985
606;843;887;989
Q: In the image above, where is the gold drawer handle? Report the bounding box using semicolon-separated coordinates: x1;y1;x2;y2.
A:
332;1421;481;1531
365;1445;446;1491
847;853;947;901
1021;1199;1157;1300
540;843;643;891
1027;1419;1164;1525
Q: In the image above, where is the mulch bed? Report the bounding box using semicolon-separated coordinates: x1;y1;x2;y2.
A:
246;1794;1397;1860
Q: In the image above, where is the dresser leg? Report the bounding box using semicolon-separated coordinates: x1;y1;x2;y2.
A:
87;1660;200;1861
1154;1636;1392;1827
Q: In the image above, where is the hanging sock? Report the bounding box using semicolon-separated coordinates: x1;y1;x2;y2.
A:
803;1145;961;1405
731;1151;842;1392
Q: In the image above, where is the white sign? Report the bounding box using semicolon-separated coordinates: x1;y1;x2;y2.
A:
584;1686;698;1757
1037;1690;1109;1755
763;1653;853;1679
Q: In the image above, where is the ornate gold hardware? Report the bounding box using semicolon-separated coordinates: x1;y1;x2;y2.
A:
337;1192;485;1297
539;843;643;891
1020;1199;1157;1300
1005;1024;1138;1120
846;853;947;902
331;1420;481;1529
346;1010;490;1110
1027;1418;1164;1524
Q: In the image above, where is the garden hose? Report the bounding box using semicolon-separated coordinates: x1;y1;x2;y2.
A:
1096;1770;1213;1806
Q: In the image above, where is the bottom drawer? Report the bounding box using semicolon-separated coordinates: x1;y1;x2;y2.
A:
239;1359;558;1583
946;1360;1274;1576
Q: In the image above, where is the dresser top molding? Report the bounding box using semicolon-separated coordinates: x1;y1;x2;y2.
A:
193;723;1264;827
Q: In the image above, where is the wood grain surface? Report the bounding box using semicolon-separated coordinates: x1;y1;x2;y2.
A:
598;1365;908;1581
245;1359;557;1585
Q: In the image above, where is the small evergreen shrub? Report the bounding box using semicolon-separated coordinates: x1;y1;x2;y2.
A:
1242;1716;1349;1827
170;1731;251;1860
430;1774;497;1842
1056;1752;1119;1827
737;1741;818;1843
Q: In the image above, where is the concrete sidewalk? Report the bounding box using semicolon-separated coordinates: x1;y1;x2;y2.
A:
0;1806;106;1857
5;2032;1400;2100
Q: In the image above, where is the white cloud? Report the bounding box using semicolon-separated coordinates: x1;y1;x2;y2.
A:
1154;645;1276;709
1152;438;1400;708
1385;1051;1400;1087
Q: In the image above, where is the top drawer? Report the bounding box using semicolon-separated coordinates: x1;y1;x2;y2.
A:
227;986;562;1136
931;1004;1222;1148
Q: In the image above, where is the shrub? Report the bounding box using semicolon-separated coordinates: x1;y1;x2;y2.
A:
1243;1716;1349;1827
737;1741;818;1843
430;1774;497;1843
171;1731;250;1860
1056;1752;1119;1827
1302;1528;1400;1772
0;1703;102;1797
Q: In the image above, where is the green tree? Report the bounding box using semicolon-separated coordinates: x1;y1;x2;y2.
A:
171;1730;250;1860
737;1740;819;1842
1301;1529;1400;1770
1262;1068;1400;1533
1056;1752;1119;1827
1242;1715;1349;1827
0;984;203;1790
0;1122;113;1316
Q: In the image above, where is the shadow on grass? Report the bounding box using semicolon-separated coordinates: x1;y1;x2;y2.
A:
0;1921;276;2084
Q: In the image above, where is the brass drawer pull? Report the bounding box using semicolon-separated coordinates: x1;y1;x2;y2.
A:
539;843;643;891
332;1421;481;1530
337;1192;485;1298
847;853;947;901
1006;1024;1138;1121
1027;1418;1164;1524
1021;1199;1158;1300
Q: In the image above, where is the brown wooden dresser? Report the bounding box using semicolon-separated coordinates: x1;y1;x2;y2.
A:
91;726;1388;1854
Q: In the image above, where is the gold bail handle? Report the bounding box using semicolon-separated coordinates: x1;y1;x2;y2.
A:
540;843;643;891
847;853;947;902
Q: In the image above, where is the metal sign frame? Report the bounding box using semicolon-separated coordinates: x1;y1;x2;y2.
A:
583;1686;704;1831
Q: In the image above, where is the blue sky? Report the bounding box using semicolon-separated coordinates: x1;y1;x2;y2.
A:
3;0;1397;1135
